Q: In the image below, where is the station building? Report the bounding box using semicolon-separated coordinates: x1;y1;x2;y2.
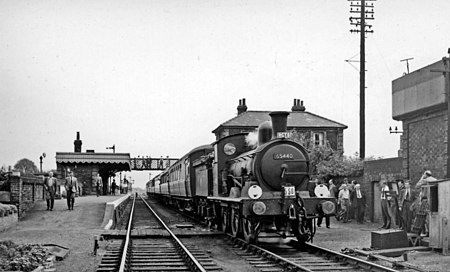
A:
55;132;131;195
213;98;347;154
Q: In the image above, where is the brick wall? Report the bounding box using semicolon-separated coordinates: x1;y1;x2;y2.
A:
363;158;403;222
74;165;96;195
9;175;44;218
401;110;447;183
56;164;99;195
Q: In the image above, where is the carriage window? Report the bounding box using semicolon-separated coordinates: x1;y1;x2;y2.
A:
314;132;324;146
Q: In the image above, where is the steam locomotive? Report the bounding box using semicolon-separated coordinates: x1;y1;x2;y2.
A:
147;111;336;243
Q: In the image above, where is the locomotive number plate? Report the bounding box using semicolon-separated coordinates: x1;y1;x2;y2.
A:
284;186;296;197
277;132;291;138
274;153;294;160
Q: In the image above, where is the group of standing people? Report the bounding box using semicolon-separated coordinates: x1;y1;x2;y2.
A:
308;177;367;228
43;170;79;211
379;170;435;234
305;171;435;234
43;171;107;211
334;178;367;224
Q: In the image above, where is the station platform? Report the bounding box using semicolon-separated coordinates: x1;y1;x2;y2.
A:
0;194;126;272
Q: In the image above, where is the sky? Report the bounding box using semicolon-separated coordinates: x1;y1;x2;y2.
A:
1;0;450;189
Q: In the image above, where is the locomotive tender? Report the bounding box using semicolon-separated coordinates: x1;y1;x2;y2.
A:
147;111;336;243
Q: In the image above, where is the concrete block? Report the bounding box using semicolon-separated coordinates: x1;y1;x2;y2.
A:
371;229;409;249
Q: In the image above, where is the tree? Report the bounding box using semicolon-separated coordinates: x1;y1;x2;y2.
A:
309;145;364;181
14;158;38;175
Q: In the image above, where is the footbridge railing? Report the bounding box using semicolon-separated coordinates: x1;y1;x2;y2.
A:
130;157;179;171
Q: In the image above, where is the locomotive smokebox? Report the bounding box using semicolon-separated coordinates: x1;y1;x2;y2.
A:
269;111;290;139
258;121;272;146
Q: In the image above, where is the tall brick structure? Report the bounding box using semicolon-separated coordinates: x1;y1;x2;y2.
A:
392;59;448;183
359;58;449;224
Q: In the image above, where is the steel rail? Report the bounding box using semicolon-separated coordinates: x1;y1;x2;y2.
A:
228;234;401;272
302;242;400;272
139;194;207;272
229;235;313;272
118;193;136;272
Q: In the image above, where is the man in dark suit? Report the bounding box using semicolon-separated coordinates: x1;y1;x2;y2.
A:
399;180;414;232
379;180;391;229
65;171;78;210
44;171;57;211
350;184;366;224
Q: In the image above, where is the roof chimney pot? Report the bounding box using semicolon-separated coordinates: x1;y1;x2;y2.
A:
291;98;303;111
237;98;248;115
74;132;82;152
299;100;306;111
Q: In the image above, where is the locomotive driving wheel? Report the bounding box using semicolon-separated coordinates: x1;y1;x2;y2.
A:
230;208;241;237
242;217;259;243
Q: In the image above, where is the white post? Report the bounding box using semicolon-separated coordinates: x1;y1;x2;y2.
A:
442;217;449;255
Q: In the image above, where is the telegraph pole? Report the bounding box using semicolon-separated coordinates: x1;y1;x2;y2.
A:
349;0;375;159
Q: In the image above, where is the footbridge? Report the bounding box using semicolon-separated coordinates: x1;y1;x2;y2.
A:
130;157;179;171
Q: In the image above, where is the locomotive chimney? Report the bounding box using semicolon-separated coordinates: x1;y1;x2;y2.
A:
74;132;82;152
237;98;248;115
269;111;289;139
258;121;272;145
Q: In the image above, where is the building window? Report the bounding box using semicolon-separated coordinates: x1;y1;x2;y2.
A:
221;129;229;138
314;132;325;146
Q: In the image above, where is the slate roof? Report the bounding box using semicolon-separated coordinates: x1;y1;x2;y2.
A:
56;152;131;170
212;110;347;133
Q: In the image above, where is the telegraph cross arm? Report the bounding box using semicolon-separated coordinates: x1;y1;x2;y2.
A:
130;157;179;171
430;68;450;74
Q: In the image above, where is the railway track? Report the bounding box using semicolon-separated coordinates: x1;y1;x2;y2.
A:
97;195;410;272
227;235;402;272
96;194;220;272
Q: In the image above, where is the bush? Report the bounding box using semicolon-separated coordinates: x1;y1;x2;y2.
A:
0;241;49;272
309;146;364;181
